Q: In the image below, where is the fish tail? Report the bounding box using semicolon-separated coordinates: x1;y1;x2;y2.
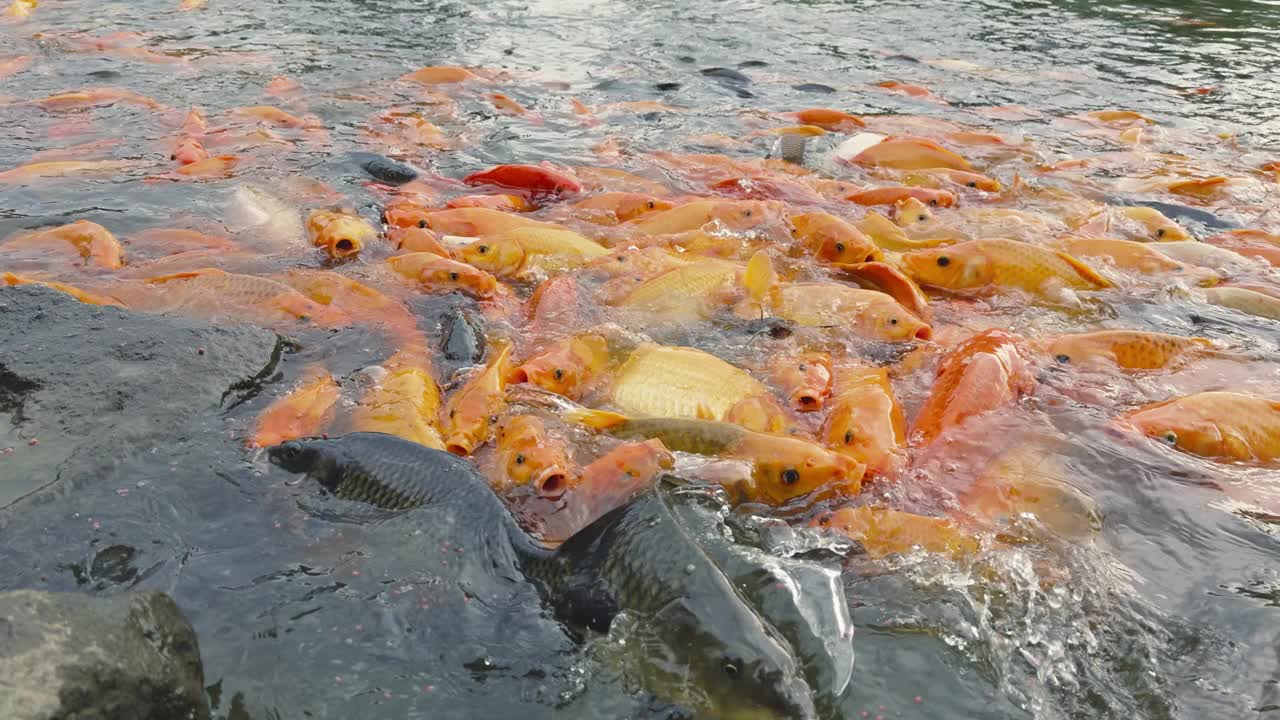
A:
563;406;629;431
744;249;777;307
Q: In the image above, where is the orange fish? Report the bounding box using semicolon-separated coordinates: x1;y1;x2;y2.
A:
401;65;483;85
811;506;979;558
168;155;237;179
1;220;125;269
1056;236;1218;283
763;282;933;341
2;272;123;306
537;439;675;542
1121;391;1280;464
910;330;1037;448
782;108;865;131
626;199;780;236
790;212;883;265
489;93;543;122
526;275;583;337
119;268;351;328
507;333;611;400
900;169;1002;192
3;0;38;19
570;192;675;224
771;352;833;412
0;55;33;80
899;238;1110;297
850;136;971;171
281;269;421;341
845;186;957;208
1037;330;1216;371
306;209;377;259
27;87;164;111
0;159;134;184
821;366;905;476
351;351;446;450
249;369;341;448
493;414;575;498
387;226;451;255
420;207;553;237
233;106;316;128
1205;229;1280;267
446;194;532;212
876;81;948;104
386;251;502;299
571;166;671;195
383;199;436;230
440;342;513;455
831;261;932;322
171;136;209;165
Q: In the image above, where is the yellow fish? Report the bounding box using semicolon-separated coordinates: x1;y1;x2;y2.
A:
306;209;377;260
820;366;905;475
609;344;785;430
564;406;864;505
1037;330;1216;371
421;207;555;237
1122;391;1280;464
625;199;778;236
850;136;972;171
960;440;1100;539
1056;236;1217;284
612;258;742;319
811;506;979;558
1115;206;1191;241
899;238;1110;296
440;342;513;455
351;351;446;450
458;226;608;279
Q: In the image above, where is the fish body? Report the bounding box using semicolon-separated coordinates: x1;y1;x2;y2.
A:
306;209;377;259
614;259;742;319
421;207;554;236
388;226;451;255
269;436;816;719
401;65;482;84
900;238;1110;296
458;226;608;278
282;269;419;339
821;366;905;475
1115;206;1191;241
250;370;340;448
1;220;124;269
0;160;133;184
226;184;305;248
1203;286;1280;321
1152;241;1255;271
910;330;1036;447
1204;229;1280;267
570;192;674;224
783;108;865;131
845;186;957;208
1122;391;1280;463
831;261;932;321
812;506;978;558
1;272;123;306
566;409;863;505
118;268;349;327
493;414;574;498
440;342;513;455
463;163;581;196
446;193;532;212
771;283;932;341
1037;330;1215;371
850;136;971;171
626;200;778;236
610;344;773;423
1057;236;1217;283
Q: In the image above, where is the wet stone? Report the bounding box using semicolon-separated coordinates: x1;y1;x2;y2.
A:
0;589;210;720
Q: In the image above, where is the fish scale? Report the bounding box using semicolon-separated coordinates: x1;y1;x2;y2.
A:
610;344;768;421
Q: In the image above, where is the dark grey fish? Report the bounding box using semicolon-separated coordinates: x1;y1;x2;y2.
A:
701;67;752;84
442;306;485;365
1106;196;1240;233
350;152;419;185
654;82;683;92
792;83;836;94
269;435;816;719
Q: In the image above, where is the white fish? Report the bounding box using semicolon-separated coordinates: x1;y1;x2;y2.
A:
225;184;305;250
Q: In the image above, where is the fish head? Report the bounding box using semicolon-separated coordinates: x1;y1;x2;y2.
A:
384;201;434;229
646;596;817;720
1122;402;1224;458
411;254;499;298
267;438;336;481
508;335;608;399
615;194;675;222
172;136;209;165
773;353;833;411
752;443;863;504
822;395;899;471
814;229;882;265
314;215;376;259
893;197;934;228
711;200;776;231
496;415;575;497
459;237;525;277
859;301;932;342
1038;335;1116;370
900;244;990;290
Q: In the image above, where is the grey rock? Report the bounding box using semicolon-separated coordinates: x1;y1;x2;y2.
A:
0;590;209;720
0;285;282;507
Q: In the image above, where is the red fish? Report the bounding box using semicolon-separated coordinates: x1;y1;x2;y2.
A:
463;163;582;197
910;330;1037;448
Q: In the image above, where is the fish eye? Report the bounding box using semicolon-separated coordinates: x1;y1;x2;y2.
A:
515;453;525;465
169;154;176;160
928;199;938;207
889;317;898;325
781;468;800;485
835;242;846;253
646;200;656;209
843;429;854;444
418;219;427;229
1161;431;1178;445
1055;354;1070;364
743;210;753;218
721;660;741;677
967;181;977;188
477;245;489;254
918;214;928;221
937;256;951;267
449;271;459;281
489;414;499;424
553;368;564;380
1155;228;1166;238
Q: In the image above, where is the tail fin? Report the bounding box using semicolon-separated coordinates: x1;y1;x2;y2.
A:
563;407;629;431
744;249;778;309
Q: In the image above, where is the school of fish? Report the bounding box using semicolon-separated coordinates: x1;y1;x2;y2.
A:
4;4;1280;715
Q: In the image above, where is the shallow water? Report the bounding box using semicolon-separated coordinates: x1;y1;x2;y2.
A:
2;0;1279;718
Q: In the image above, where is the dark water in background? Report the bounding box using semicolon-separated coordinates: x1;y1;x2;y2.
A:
1;0;1279;719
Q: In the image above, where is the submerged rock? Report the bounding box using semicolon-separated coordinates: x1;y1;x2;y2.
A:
0;285;282;507
0;590;209;720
